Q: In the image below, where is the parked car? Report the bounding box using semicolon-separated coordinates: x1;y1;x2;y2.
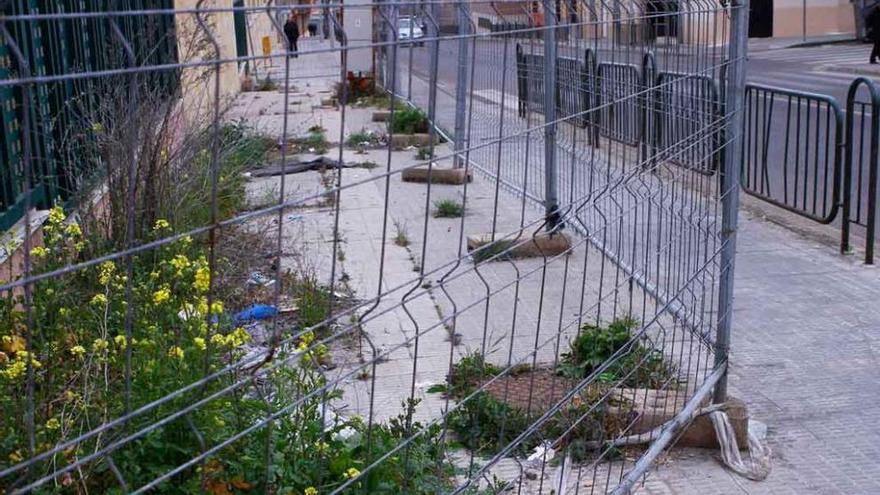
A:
397;17;424;45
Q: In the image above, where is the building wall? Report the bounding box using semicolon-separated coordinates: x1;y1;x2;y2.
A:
174;0;242;123
773;0;854;37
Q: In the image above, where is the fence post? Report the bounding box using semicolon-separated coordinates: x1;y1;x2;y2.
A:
640;51;656;168
714;0;749;405
453;0;470;168
844;78;879;264
543;0;560;229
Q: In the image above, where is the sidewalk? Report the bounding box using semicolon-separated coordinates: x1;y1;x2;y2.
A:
748;33;856;52
638;211;880;494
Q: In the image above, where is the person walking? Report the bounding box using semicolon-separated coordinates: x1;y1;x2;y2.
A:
284;11;300;58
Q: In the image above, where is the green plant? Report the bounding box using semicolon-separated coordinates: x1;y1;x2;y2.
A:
308;124;326;133
447;352;501;398
394;220;410;247
255;76;277;91
470;239;514;264
291;273;331;331
346;129;374;148
415;146;433;160
390;107;428;134
297;130;329;154
557;318;675;389
433;199;464;218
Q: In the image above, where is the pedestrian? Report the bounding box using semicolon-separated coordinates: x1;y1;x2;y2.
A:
869;4;880;64
284;11;299;58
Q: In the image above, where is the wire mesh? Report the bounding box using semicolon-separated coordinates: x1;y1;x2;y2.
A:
0;0;746;493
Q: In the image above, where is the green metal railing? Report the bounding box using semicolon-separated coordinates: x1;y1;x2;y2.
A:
0;0;179;230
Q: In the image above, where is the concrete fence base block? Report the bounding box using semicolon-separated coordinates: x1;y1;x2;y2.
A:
372;110;390;122
401;167;471;185
390;133;437;149
466;232;572;261
608;390;749;449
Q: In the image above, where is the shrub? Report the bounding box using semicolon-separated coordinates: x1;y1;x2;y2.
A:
433;199;464;218
558;318;675;389
390;107;428;134
415;146;433;160
346;129;374;148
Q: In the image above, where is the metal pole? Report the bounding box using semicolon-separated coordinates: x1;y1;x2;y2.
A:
453;0;470;168
714;0;750;405
803;0;807;42
543;0;560;229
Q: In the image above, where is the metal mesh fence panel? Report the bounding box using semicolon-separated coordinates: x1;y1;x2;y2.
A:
0;0;747;493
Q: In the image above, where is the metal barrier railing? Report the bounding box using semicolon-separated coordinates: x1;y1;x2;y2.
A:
742;84;844;225
655;72;722;175
844;78;880;264
515;48;880;264
597;62;642;145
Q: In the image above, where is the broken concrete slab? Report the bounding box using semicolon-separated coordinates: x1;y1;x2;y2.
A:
401;166;471;185
466;232;572;261
390;133;438;149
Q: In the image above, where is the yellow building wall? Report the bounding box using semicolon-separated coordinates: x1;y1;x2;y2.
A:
174;0;241;123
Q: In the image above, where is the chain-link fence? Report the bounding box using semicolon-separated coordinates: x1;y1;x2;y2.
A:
0;0;747;492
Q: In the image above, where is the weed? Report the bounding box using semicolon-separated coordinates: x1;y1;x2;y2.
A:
394;220;411;247
448;351;501;398
390;107;429;134
557;318;675;389
295;130;329;154
357;160;379;170
246;76;276;91
308;124;326;133
346;129;374;148
416;146;434;160
433;199;465;218
471;239;514;263
337;249;346;262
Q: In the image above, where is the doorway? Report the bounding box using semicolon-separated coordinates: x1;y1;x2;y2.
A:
749;0;773;37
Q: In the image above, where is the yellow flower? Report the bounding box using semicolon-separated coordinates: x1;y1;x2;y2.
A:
224;327;251;348
343;467;360;480
301;331;315;346
48;206;66;225
1;360;27;380
74;241;85;252
149;271;160;280
209;301;224;315
193;337;206;350
90;293;108;306
30;246;49;258
113;335;135;350
168;346;184;359
304;487;318;495
8;450;22;463
315;344;328;358
91;122;104;133
70;345;86;357
153;219;171;231
45;418;61;430
193;267;211;293
210;334;226;347
170;254;190;273
92;339;109;353
179;235;192;247
153;287;171;305
98;261;116;285
64;223;82;238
